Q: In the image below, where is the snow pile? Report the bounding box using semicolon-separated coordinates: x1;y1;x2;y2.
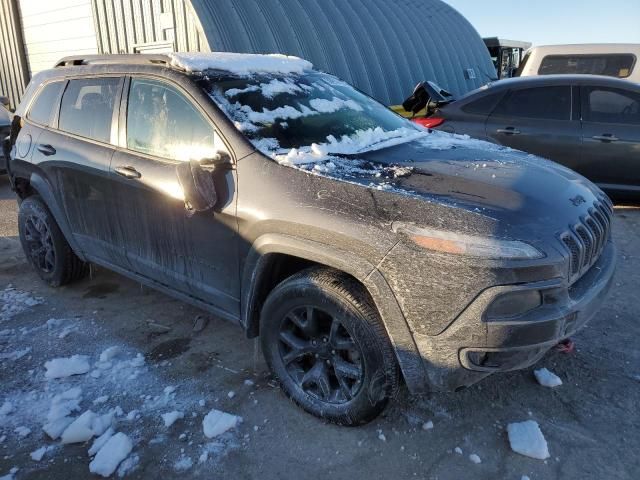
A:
89;432;133;477
203;409;240;438
44;355;91;379
534;368;563;388
0;286;43;322
507;420;550;460
168;52;313;75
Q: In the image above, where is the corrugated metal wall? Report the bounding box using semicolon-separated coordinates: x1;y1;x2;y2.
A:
18;0;99;76
91;0;209;55
189;0;496;105
0;0;29;110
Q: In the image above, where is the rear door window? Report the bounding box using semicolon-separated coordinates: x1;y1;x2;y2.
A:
58;78;120;143
583;87;640;125
539;54;636;78
126;78;220;162
461;91;505;115
27;81;64;126
492;86;571;120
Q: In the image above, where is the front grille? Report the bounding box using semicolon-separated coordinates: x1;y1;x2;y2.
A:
560;197;613;284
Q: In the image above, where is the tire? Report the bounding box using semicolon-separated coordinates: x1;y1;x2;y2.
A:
18;195;88;287
260;267;399;425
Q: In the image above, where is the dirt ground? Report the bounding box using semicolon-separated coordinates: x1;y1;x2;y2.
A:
0;174;639;480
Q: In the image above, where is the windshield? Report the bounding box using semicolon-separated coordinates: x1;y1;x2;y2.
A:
197;71;423;160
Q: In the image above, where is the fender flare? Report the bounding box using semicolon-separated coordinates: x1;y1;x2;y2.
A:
21;168;86;261
241;233;429;393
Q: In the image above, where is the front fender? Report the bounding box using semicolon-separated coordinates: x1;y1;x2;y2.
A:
242;233;429;393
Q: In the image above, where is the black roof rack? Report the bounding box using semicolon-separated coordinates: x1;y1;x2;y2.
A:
54;54;179;69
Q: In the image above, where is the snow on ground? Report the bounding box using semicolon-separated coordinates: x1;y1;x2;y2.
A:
534;368;563;388
168;52;313;75
507;420;550;460
0;288;243;478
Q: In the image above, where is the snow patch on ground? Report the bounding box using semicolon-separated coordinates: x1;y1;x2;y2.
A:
168;52;313;75
44;355;91;379
161;411;184;428
0;286;43;322
534;368;563;388
507;420;550;460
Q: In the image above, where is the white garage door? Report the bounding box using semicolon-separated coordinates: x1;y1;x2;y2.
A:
18;0;99;76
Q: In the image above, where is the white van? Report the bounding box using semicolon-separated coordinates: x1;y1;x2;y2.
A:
517;44;640;83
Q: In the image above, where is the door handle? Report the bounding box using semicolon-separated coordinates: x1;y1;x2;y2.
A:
496;127;521;135
592;134;619;143
114;165;142;179
37;144;56;156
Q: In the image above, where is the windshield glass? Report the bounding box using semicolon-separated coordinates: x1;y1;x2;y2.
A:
197;71;424;161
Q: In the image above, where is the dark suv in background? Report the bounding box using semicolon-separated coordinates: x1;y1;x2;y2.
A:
5;54;616;425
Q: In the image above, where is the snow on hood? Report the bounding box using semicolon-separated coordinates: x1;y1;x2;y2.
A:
168;52;313;76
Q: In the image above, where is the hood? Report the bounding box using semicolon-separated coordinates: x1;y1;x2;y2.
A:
353;133;607;242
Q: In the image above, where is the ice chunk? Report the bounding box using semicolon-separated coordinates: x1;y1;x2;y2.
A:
227;391;235;399
507;420;550;460
0;401;12;416
44;355;90;379
89;428;114;456
469;454;482;464
163;386;176;395
422;421;434;430
89;432;133;477
99;346;121;363
43;416;74;440
173;455;193;471
202;409;239;438
14;426;31;438
61;410;96;444
48;387;82;422
0;467;18;480
161;411;184;428
91;411;115;436
169;52;313;76
454;447;463;454
93;396;109;405
117;454;139;477
534;368;563;388
30;446;52;462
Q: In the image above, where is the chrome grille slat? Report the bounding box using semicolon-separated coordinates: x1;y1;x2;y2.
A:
559;198;613;284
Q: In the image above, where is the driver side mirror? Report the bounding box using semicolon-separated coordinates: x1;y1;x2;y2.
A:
0;96;9;108
175;153;232;215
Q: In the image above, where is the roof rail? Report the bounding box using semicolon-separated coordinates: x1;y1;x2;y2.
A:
54;54;177;69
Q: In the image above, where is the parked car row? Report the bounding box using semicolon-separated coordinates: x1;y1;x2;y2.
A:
404;75;640;196
0;96;12;173
4;52;616;424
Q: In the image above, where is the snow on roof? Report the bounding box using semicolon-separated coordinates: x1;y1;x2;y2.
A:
168;52;314;76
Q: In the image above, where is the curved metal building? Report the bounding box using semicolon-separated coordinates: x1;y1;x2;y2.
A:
189;0;495;105
1;0;493;109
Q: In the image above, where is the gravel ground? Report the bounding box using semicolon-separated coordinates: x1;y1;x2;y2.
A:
0;176;639;479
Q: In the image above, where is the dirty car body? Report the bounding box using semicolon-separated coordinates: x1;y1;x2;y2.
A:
7;54;616;422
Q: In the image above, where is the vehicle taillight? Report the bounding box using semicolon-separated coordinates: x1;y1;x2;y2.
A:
412;116;445;129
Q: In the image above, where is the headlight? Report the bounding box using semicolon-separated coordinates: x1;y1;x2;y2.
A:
392;223;544;260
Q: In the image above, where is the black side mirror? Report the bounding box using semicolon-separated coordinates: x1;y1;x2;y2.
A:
402;82;429;115
0;96;9;107
175;154;231;215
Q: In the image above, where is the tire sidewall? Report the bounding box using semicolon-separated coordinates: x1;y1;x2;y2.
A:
261;277;392;425
18;197;69;287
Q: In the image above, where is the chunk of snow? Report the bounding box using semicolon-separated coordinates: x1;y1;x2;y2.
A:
227;391;235;399
47;387;82;422
0;347;31;361
93;396;109;405
309;97;363;114
126;410;139;421
173;455;193;471
116;454;139;478
89;428;114;456
507;421;550;460
198;399;206;407
202;409;239;438
99;346;121;363
377;430;386;442
44;355;90;379
243;379;254;387
534;368;563;388
163;386;176;395
161;411;184;428
91;411;115;436
61;410;96;444
0;401;12;416
14;426;31;438
422;421;434;430
469;453;482;464
521;476;531;480
0;467;18;480
43;416;74;440
198;451;208;463
30;446;52;462
169;52;313;75
89;432;133;477
454;447;463;454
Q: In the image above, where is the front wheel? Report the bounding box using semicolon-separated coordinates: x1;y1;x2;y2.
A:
260;268;399;425
18;195;88;287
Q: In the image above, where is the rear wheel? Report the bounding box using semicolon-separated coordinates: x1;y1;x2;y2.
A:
260;267;399;425
18;195;88;287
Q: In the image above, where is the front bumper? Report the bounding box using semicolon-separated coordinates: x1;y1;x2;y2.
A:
413;241;616;391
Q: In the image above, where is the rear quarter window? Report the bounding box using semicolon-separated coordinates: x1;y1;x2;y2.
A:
461;91;505;115
539;54;636;78
27;82;64;126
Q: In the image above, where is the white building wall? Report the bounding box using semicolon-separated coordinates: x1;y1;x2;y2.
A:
18;0;98;76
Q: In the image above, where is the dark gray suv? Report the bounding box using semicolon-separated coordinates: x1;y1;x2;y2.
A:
4;54;616;425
